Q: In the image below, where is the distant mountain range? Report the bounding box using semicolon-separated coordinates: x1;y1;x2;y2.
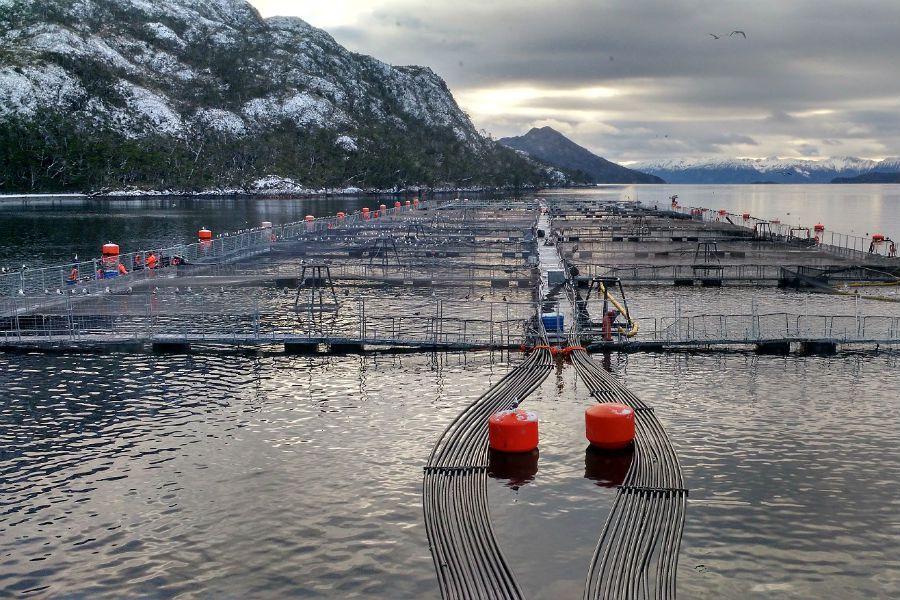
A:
499;127;664;184
832;171;900;183
628;157;900;184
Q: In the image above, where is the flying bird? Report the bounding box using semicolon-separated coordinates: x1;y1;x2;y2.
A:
708;33;720;39
730;30;747;38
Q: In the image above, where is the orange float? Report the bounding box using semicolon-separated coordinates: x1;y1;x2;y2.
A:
198;228;212;241
873;234;885;242
814;223;825;232
488;409;539;453
718;209;727;216
585;403;635;449
362;207;370;220
102;243;120;256
742;213;751;220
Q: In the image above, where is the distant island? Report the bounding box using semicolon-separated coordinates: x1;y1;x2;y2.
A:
831;172;900;183
499;127;664;184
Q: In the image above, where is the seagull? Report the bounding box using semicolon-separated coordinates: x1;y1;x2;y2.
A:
730;30;747;38
708;33;720;39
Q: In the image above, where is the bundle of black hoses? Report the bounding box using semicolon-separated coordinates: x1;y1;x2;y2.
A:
423;348;553;599
570;349;686;600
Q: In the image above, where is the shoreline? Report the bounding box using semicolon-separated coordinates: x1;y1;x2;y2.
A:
0;183;546;201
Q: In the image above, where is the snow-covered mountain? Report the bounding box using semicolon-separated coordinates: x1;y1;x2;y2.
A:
629;156;900;184
0;0;543;192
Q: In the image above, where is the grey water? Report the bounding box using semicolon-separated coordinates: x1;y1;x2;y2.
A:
2;186;900;598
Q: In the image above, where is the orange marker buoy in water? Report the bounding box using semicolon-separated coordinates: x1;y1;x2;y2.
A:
814;223;825;232
585;403;635;449
198;228;212;241
742;213;751;220
489;409;539;453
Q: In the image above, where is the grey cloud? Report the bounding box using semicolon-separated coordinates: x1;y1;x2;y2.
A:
264;0;900;160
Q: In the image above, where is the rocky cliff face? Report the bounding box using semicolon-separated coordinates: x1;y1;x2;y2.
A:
0;0;542;192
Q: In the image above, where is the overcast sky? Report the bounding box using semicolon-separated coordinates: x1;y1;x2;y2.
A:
249;0;900;163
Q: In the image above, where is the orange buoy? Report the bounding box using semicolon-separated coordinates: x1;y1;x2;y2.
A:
742;213;751;220
102;243;120;256
305;215;314;222
198;228;212;241
488;409;539;453
814;223;825;232
585;403;635;449
362;207;370;220
873;234;885;242
718;209;727;216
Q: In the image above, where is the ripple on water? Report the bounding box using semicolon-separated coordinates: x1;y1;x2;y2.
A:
2;351;900;598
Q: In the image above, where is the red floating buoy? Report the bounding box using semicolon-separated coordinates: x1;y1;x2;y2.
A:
742;213;751;220
718;209;727;216
198;228;212;241
585;403;635;450
814;223;825;232
873;234;885;242
489;409;539;453
101;242;120;256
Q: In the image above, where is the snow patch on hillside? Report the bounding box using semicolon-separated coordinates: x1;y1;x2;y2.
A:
193;109;246;135
144;22;187;49
250;175;309;194
335;135;357;151
115;80;183;135
242;93;346;128
0;64;83;117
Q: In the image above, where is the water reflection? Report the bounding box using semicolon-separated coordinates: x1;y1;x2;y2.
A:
488;448;539;490
583;445;634;488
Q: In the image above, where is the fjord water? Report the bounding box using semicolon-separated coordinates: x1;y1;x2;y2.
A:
2;186;900;598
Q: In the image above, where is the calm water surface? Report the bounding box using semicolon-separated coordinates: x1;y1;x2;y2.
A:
2;352;898;598
2;187;900;598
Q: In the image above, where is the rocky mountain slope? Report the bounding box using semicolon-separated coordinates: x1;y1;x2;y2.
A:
629;156;900;184
499;127;663;184
0;0;547;192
